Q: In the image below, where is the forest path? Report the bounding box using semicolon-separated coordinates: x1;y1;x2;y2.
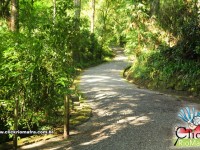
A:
20;47;199;150
72;47;196;150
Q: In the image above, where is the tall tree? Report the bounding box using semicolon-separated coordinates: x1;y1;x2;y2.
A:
53;0;56;24
10;1;19;147
10;0;19;31
90;0;95;33
73;0;81;62
74;0;81;29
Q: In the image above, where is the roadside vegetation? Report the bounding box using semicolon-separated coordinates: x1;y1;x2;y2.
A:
0;0;113;147
123;1;200;96
0;0;199;149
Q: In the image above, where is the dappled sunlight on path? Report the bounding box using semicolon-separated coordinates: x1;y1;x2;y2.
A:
19;47;200;150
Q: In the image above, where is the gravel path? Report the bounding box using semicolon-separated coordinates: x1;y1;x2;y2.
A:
20;47;200;150
72;47;200;150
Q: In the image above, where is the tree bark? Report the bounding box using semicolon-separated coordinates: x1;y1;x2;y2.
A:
74;0;81;29
91;0;95;33
53;0;56;24
72;0;81;62
10;0;19;31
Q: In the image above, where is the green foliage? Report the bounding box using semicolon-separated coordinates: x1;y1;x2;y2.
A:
3;0;199;144
130;50;200;94
0;0;108;143
95;0;127;46
123;0;200;95
157;0;200;60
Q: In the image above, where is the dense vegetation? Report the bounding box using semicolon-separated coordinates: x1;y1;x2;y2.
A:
121;0;200;95
86;0;200;96
0;0;112;145
0;0;199;148
88;0;199;94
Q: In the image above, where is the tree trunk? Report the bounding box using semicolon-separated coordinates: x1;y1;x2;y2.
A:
74;0;81;29
91;0;95;33
10;0;19;31
72;0;81;62
53;0;56;24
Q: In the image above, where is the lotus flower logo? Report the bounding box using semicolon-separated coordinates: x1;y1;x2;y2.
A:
178;107;200;130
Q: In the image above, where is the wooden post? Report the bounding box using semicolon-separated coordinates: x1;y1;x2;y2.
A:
64;95;70;139
13;97;19;150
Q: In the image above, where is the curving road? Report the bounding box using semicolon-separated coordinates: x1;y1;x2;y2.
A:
20;47;200;150
68;47;199;150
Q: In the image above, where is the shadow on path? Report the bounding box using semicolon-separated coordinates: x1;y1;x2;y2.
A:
19;47;200;150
